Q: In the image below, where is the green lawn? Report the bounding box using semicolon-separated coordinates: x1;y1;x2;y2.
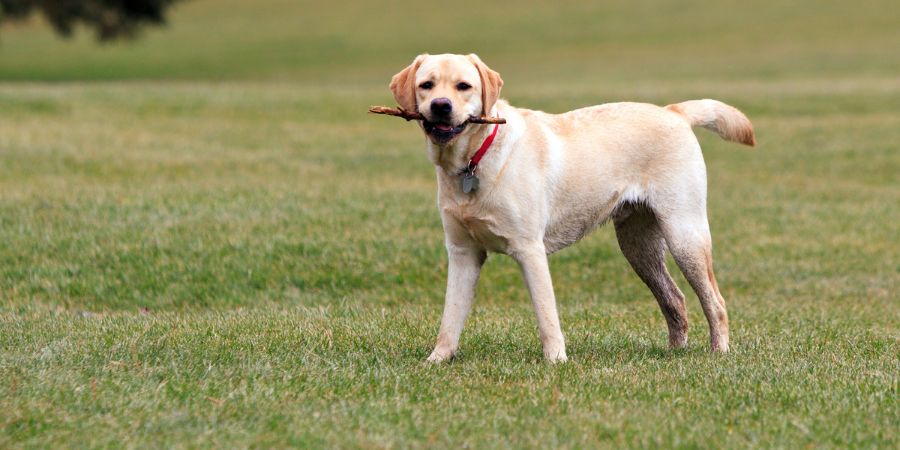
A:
1;0;898;448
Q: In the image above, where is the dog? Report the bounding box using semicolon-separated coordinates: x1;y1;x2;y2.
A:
388;53;755;362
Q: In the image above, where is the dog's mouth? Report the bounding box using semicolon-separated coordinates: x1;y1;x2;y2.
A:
423;120;467;143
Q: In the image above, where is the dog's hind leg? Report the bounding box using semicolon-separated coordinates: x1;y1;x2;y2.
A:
658;214;730;352
614;206;689;348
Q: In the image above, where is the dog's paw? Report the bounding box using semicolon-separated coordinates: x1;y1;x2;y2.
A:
710;335;730;353
669;333;689;349
544;350;568;364
425;349;454;364
711;341;730;353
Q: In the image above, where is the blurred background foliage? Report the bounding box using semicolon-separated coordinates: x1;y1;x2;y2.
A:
0;0;180;41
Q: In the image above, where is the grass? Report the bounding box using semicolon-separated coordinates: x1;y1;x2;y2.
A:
0;0;898;448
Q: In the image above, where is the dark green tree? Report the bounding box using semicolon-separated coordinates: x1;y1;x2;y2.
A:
0;0;181;41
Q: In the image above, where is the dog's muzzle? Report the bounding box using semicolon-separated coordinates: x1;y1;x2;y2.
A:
423;119;468;143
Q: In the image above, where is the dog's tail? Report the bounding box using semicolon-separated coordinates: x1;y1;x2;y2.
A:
666;99;756;147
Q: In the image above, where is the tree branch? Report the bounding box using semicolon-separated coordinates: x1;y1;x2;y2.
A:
368;106;506;124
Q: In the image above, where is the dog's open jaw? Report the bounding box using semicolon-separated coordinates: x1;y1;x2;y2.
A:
423;119;468;145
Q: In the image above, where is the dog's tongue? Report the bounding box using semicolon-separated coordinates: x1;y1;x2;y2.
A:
435;123;453;132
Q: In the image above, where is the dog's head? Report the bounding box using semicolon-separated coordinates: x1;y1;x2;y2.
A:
390;53;503;145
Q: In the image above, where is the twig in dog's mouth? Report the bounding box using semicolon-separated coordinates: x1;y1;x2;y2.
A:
368;106;507;124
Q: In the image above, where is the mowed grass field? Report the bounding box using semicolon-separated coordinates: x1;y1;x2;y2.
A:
1;0;898;448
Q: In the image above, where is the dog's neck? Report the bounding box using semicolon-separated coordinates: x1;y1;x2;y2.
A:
426;101;513;177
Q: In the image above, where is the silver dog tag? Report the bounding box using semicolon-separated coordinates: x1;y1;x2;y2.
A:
461;174;479;194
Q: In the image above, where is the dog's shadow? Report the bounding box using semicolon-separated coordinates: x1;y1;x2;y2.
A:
420;334;705;365
567;339;702;362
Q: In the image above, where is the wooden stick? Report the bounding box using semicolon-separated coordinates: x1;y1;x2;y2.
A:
368;106;506;124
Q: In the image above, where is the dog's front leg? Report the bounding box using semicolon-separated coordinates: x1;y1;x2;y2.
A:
512;242;568;362
427;244;487;363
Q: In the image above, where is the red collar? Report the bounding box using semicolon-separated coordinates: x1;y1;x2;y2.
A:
463;120;501;175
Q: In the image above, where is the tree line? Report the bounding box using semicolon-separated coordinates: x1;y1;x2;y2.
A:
0;0;182;41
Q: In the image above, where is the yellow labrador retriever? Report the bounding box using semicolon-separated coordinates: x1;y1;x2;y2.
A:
389;53;755;362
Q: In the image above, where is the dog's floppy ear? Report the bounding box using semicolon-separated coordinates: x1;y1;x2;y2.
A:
467;54;504;116
389;54;427;113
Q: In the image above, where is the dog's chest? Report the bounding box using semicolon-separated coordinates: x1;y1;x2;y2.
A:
442;203;510;253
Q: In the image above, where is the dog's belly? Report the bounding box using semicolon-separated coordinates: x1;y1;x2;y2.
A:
542;190;622;254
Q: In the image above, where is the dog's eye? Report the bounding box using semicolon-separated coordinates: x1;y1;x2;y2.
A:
419;81;434;90
456;82;472;91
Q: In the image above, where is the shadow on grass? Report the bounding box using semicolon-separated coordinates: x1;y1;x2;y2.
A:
422;332;707;366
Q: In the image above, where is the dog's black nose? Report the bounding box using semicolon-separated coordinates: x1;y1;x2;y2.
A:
430;98;452;116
